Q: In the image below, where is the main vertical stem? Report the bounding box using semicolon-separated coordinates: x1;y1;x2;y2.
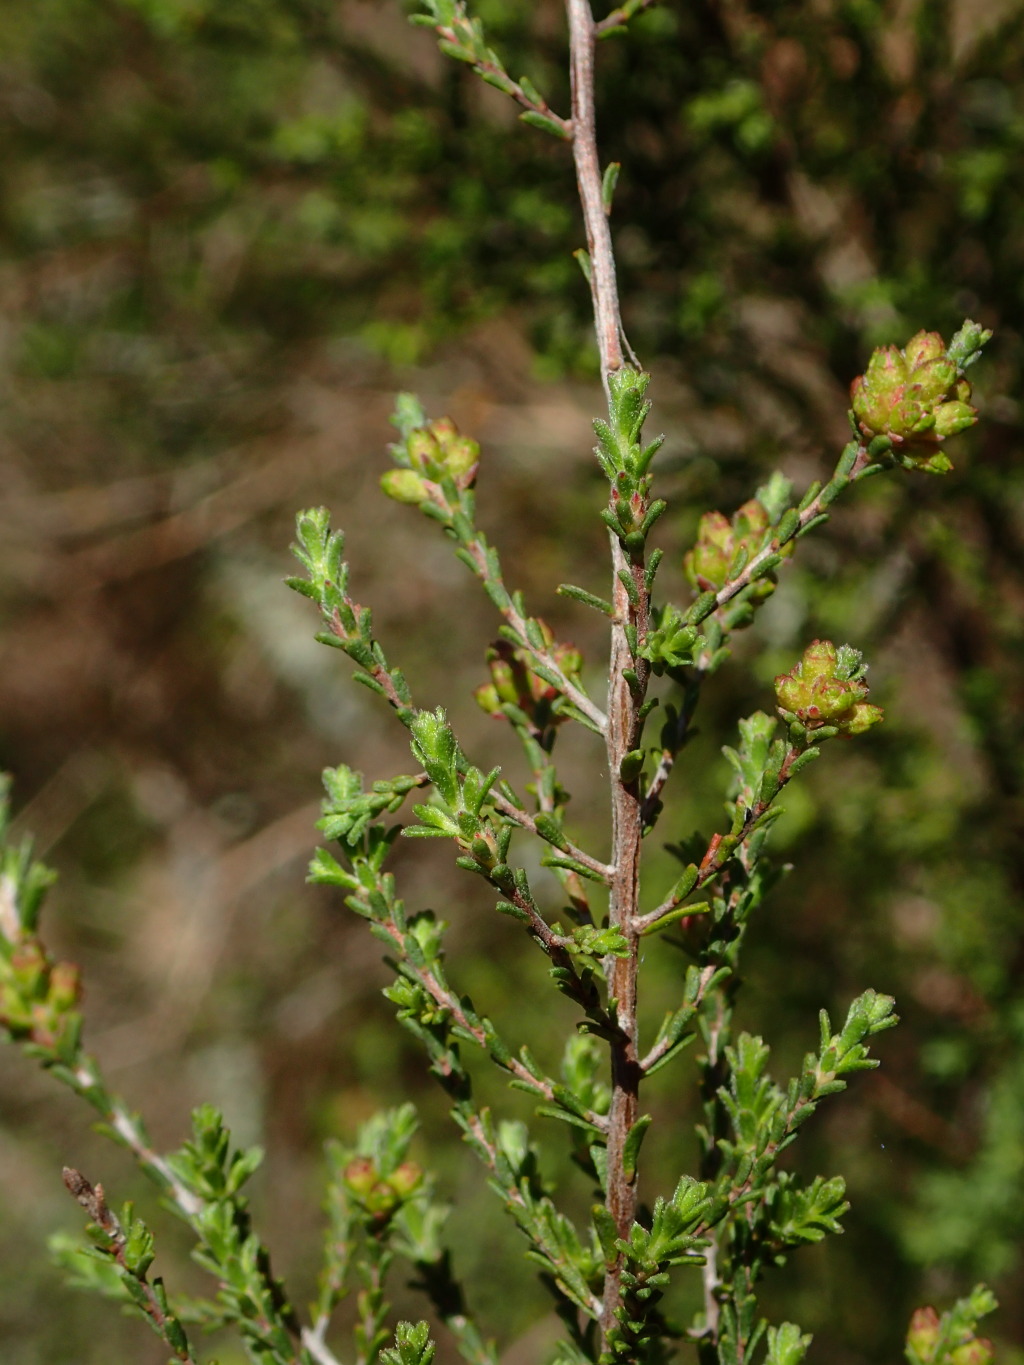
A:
599;533;647;1346
565;0;645;1346
567;0;624;392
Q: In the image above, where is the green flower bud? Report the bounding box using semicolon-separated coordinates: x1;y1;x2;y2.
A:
365;1180;400;1218
443;435;480;481
381;469;429;505
407;429;442;473
933;400;977;439
732;499;770;539
390;416;479;493
902;330;945;369
387;1161;423;1198
473;683;503;717
0;982;30;1033
685;512;731;590
551;641;583;679
486;649;522;707
844;702;885;735
951;1339;994;1365
799;639;839;679
342;1157;378;1197
906;1307;940;1362
48;961;81;1012
910;356;957;404
430;417;458;445
888;393;931;435
475;631;582;730
11;941;47;996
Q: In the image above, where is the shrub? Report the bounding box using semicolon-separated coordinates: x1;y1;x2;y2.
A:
0;2;1004;1362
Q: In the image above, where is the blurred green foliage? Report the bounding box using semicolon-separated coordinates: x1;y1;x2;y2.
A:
4;0;1024;1360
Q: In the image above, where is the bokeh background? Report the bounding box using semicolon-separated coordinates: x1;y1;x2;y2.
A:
2;0;1024;1359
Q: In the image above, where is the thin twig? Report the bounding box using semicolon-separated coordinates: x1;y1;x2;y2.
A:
431;19;573;135
378;914;609;1131
302;1325;346;1365
640;679;701;824
489;791;614;883
457;532;608;731
65;1058;342;1364
633;748;799;933
594;0;659;37
712;445;872;613
698;1239;720;1342
457;1108;603;1321
491;718;596;922
69;1061;205;1218
62;1168;200;1365
567;0;624;393
337;518;607;733
636;963;717;1072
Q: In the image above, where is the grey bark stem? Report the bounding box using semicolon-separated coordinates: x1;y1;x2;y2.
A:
565;0;647;1346
567;0;624;393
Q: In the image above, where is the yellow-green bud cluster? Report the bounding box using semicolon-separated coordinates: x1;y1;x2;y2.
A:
774;640;883;736
381;416;480;504
342;1155;423;1222
850;330;978;473
684;498;783;602
0;936;81;1053
906;1307;993;1365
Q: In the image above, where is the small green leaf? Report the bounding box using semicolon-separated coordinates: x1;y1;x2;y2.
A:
557;583;615;615
619;750;645;783
622;1114;652;1180
517;73;545;107
519;109;571;139
640;901;709;936
602;161;621;213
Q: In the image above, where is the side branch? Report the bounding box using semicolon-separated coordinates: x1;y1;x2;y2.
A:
69;1060;205;1218
456;532;608;731
431;18;573;134
641;677;701;824
634;747;802;934
63;1168;200;1365
490;791;614;883
637;963;718;1073
640;441;881;824
380;918;609;1132
594;0;659;37
712;444;875;613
